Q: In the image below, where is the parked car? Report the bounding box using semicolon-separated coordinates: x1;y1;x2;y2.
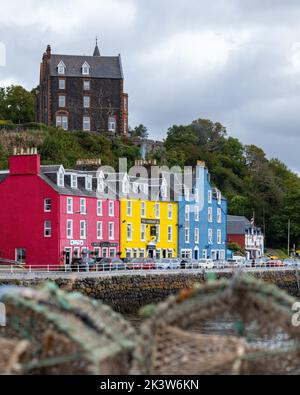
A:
197;259;214;269
283;259;299;267
213;260;228;269
180;259;199;269
127;258;156;270
227;259;244;268
266;259;284;267
97;258;126;271
156;258;181;270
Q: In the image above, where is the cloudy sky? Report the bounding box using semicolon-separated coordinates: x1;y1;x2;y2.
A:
1;0;300;170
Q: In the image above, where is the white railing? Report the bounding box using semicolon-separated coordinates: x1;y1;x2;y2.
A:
0;262;298;276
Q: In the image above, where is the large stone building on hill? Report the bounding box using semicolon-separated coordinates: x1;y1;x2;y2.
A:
36;41;128;135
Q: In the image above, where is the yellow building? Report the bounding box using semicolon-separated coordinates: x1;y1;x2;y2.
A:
120;199;178;259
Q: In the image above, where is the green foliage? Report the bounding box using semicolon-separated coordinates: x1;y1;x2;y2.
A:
130;124;149;140
0;85;35;124
228;242;244;255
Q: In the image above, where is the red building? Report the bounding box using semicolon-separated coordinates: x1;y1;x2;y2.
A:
0;150;120;267
227;215;264;259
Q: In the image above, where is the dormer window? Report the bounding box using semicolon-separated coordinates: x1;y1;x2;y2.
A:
82;61;90;75
71;174;77;189
86;175;92;191
57;168;65;187
122;175;130;194
97;178;104;192
57;60;66;75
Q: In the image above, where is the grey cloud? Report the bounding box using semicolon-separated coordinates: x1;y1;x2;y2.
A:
0;0;300;171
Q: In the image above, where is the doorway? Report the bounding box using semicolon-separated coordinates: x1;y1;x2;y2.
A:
64;248;72;266
194;249;199;260
148;249;154;259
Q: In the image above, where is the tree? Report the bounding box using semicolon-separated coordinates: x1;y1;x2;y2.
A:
0;85;35;124
131;124;149;139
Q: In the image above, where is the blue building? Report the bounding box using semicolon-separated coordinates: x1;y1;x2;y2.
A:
178;161;227;260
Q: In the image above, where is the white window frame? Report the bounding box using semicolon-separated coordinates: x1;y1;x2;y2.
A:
217;229;222;245
56;115;68;131
80;220;86;240
80;198;86;215
139;249;145;258
15;248;26;264
155;203;160;219
67;197;73;214
67;219;73;239
168;204;173;220
83;80;90;90
57;61;66;75
85;175;92;191
110;248;116;258
185;227;190;244
208;190;212;204
83;96;90;108
44;221;52;237
109;222;114;240
71;174;77;189
126;249;132;258
102;247;108;258
195;206;199;222
185;205;190;221
156;225;160;242
217;208;222;224
168;226;172;242
208;207;213;223
208;229;213;245
83;116;91;131
44;198;51;212
59;95;66;108
195;228;199;244
108;116;116;132
141;223;146;242
127;200;132;217
59;79;65;90
81;62;90;75
97;200;103;216
127;223;133;241
97;221;103;240
109;201;114;217
141;201;146;218
57;170;65;187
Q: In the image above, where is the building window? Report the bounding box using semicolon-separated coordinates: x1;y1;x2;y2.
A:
141;224;146;241
44;198;51;212
57;61;66;75
181;249;192;259
109;222;114;240
86;176;92;191
185;205;190;221
83;116;91;131
208;207;213;223
44;221;51;237
195;228;199;244
168;249;173;258
217;208;221;224
127;223;132;241
133;248;138;258
97;222;103;240
56;115;68;130
94;247;101;258
127;200;132;217
168;226;172;242
109;201;114;217
97;200;103;216
124;119;127;133
126;249;132;258
102;248;108;258
217;229;222;245
71;174;77;189
59;79;65;90
67;220;73;239
83;96;90;108
15;248;26;264
80;220;86;239
155;203;160;219
185;228;189;244
83;80;90;90
97;178;104;192
208;190;212;204
81;62;90;75
139;249;145;258
80;198;86;214
195;206;199;222
59;95;66;108
57;170;64;187
67;197;73;214
110;248;116;258
141;202;146;218
124;96;128;111
208;229;213;245
168;204;173;220
108;116;116;133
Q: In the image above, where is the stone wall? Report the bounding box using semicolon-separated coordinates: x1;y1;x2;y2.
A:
1;271;299;314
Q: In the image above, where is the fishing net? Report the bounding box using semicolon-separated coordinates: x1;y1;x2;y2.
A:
0;283;136;375
131;274;300;375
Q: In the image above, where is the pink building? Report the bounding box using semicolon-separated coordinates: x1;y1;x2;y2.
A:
0;151;120;267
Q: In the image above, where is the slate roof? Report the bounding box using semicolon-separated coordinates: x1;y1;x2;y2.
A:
227;215;252;235
49;54;123;79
